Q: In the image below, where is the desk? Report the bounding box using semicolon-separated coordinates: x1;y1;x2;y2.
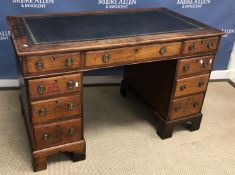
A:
7;8;223;171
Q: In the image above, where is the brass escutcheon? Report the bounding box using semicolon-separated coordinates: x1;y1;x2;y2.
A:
102;53;110;62
37;84;45;94
183;64;190;72
68;103;75;110
69;128;75;135
159;47;166;55
65;58;73;66
35;61;44;70
67;80;75;89
42;133;48;141
39;108;47;117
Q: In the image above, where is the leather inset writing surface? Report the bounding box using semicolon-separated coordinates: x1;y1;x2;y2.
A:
23;10;201;44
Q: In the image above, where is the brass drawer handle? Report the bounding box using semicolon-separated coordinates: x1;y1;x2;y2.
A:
175;105;181;112
39;108;47;117
180;85;186;91
159;47;166;55
207;42;214;49
65;58;73;66
67;80;75;89
183;64;190;72
198;81;205;87
203;60;209;68
35;61;44;70
42;133;48;141
37;84;46;94
188;44;195;52
68;128;75;135
193;102;199;108
67;103;75;110
103;53;110;62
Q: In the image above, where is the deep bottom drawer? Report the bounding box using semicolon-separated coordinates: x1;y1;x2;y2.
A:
170;93;204;120
34;119;81;150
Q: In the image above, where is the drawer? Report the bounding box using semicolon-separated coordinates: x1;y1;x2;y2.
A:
170;93;204;120
177;56;214;76
31;95;81;124
85;42;181;68
34;119;81;150
174;74;209;97
24;53;80;75
183;37;218;55
28;74;82;100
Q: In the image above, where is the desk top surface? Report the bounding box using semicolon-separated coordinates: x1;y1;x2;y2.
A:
7;8;223;56
23;10;201;45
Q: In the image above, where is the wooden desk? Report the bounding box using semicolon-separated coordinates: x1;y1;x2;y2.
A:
7;8;223;171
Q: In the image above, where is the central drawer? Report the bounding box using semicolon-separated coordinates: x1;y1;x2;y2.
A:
28;73;82;100
85;42;181;68
34;119;82;150
31;94;81;124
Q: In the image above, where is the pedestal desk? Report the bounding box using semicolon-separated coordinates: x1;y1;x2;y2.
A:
7;8;223;171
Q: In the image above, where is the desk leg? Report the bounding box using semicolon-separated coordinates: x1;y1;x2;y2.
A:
156;113;203;139
32;140;86;172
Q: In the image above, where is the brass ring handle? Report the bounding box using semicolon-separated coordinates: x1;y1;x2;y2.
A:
68;128;75;135
193;102;199;108
207;42;214;49
183;64;190;72
175;105;181;112
37;84;46;94
39;108;47;117
67;80;75;89
67;103;75;110
35;61;44;70
198;81;205;87
203;60;209;68
180;85;186;91
188;44;195;52
103;53;110;62
42;133;48;141
159;47;166;55
65;58;73;66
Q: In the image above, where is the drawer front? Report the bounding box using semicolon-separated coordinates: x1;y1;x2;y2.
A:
31;95;81;124
85;42;181;68
183;37;219;55
25;53;80;75
28;74;82;100
170;94;204;120
177;56;214;76
34;119;81;150
174;74;209;97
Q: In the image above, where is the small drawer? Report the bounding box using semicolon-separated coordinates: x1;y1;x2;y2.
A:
24;53;80;75
34;119;81;150
183;37;219;55
170;93;204;120
28;73;82;100
31;95;81;124
177;56;214;76
174;74;209;97
85;42;181;68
